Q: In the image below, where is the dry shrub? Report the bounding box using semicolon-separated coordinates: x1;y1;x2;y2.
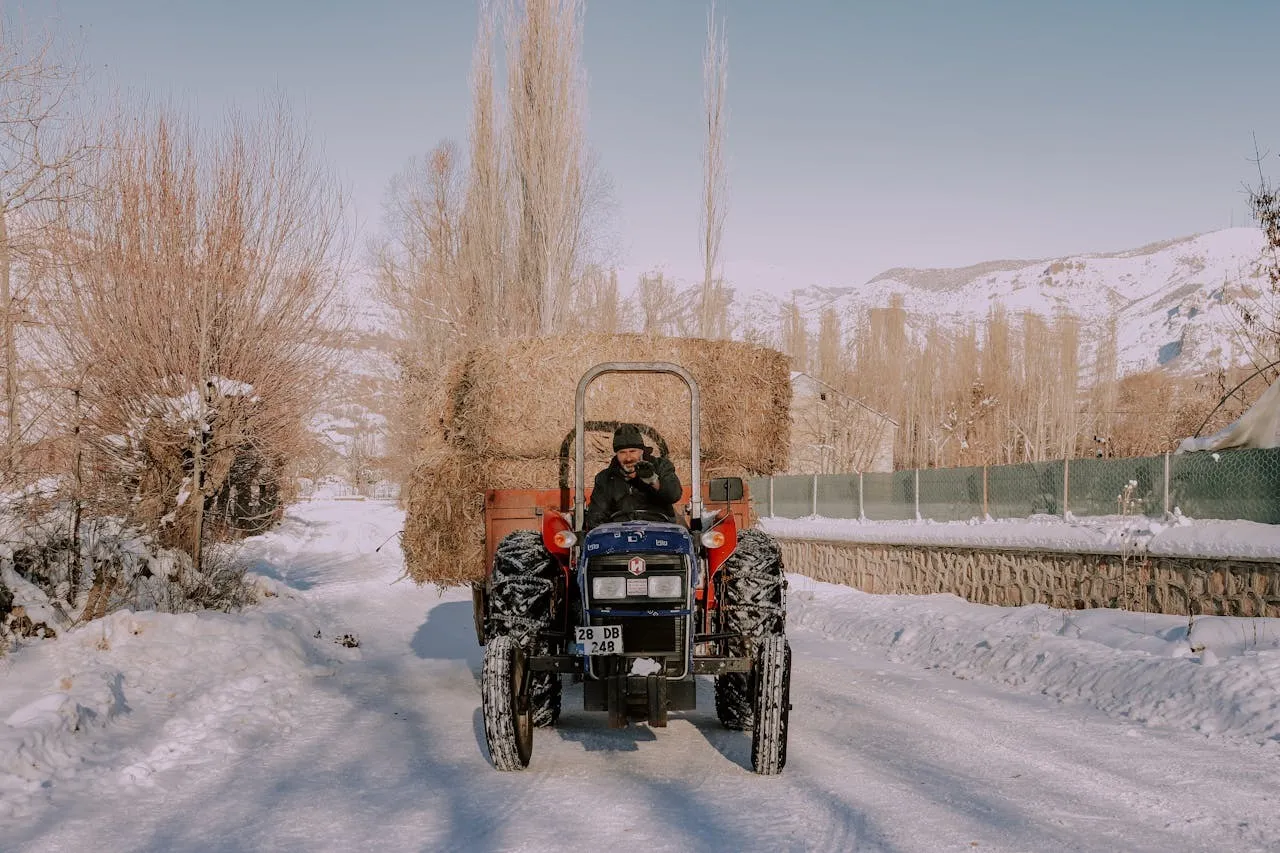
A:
402;333;790;585
1107;369;1252;458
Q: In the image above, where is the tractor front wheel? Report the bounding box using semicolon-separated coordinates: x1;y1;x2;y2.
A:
481;635;534;770
750;634;791;775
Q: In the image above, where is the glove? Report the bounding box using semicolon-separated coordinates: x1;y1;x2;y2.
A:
635;460;657;485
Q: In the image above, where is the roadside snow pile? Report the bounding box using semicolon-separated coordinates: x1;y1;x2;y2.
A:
788;573;1280;746
2;505;255;645
761;512;1280;561
0;576;346;820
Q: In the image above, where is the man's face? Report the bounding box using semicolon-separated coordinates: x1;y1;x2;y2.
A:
615;447;643;473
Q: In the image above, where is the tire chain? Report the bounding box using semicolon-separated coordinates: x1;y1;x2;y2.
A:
715;529;787;730
721;530;787;638
487;530;563;727
481;635;528;770
750;634;791;775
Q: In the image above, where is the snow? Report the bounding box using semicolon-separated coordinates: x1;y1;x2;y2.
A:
3;499;1279;851
760;511;1280;561
718;227;1269;375
786;574;1280;744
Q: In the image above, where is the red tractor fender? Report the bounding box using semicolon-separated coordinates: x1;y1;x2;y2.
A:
696;510;738;610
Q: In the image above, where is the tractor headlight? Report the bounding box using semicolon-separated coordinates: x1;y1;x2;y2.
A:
701;529;726;549
591;576;627;599
647;575;683;598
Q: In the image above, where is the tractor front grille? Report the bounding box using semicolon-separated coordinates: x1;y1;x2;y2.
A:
590;613;687;677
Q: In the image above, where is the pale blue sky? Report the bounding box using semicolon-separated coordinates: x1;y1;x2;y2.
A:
24;0;1280;293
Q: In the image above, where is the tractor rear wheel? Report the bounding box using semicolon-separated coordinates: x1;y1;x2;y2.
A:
481;635;533;770
715;529;786;730
487;530;562;727
750;634;791;775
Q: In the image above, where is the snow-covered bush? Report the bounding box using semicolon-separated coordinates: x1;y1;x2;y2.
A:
110;378;286;551
0;493;257;648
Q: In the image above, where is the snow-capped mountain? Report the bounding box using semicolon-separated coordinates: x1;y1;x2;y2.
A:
321;227;1274;475
721;227;1271;376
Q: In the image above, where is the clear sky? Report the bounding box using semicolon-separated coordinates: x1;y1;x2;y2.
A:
20;0;1280;295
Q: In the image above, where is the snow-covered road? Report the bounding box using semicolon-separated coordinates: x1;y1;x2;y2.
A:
3;499;1278;852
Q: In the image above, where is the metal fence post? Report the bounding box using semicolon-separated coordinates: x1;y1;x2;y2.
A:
982;465;989;518
858;471;865;520
1062;457;1070;519
1163;452;1171;516
914;468;920;520
767;475;774;517
811;473;819;517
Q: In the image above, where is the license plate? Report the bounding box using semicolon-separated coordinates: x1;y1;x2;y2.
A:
574;625;624;655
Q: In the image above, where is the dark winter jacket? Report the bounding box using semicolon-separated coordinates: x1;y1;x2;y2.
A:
584;451;683;528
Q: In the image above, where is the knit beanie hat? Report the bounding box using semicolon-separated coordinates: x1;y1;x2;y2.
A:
612;423;646;452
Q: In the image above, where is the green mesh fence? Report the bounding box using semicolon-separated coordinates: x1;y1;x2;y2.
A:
1067;456;1164;518
917;466;986;522
863;471;917;521
1169;448;1280;523
816;474;861;519
748;446;1280;525
769;475;814;518
986;461;1064;518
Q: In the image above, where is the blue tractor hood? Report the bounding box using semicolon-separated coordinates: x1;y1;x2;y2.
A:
582;521;695;558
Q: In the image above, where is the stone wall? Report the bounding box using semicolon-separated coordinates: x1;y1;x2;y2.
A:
777;539;1280;618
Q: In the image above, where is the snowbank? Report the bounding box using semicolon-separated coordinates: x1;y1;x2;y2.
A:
0;575;343;819
761;512;1280;561
788;573;1280;746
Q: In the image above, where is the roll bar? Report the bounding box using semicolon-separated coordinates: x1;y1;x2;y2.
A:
573;362;702;531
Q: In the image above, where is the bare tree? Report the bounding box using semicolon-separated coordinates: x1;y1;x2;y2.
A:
1085;315;1119;455
637;270;677;335
346;415;382;496
781;299;809;372
980;304;1015;463
850;294;907;428
570;264;619;332
840;297;1092;469
373;141;465;363
1052;308;1081;457
1233;139;1280;378
40;101;348;571
698;3;728;339
815;307;842;385
506;0;591;334
459;0;508;340
0;17;87;471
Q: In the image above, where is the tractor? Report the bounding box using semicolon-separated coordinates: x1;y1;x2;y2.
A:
473;361;791;774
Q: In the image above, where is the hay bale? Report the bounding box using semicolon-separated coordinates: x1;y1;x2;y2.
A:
402;449;487;587
401;334;791;586
443;334;791;475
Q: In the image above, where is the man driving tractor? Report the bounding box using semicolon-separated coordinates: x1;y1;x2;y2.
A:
584;423;683;528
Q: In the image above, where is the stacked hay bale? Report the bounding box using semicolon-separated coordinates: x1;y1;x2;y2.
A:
403;334;791;586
